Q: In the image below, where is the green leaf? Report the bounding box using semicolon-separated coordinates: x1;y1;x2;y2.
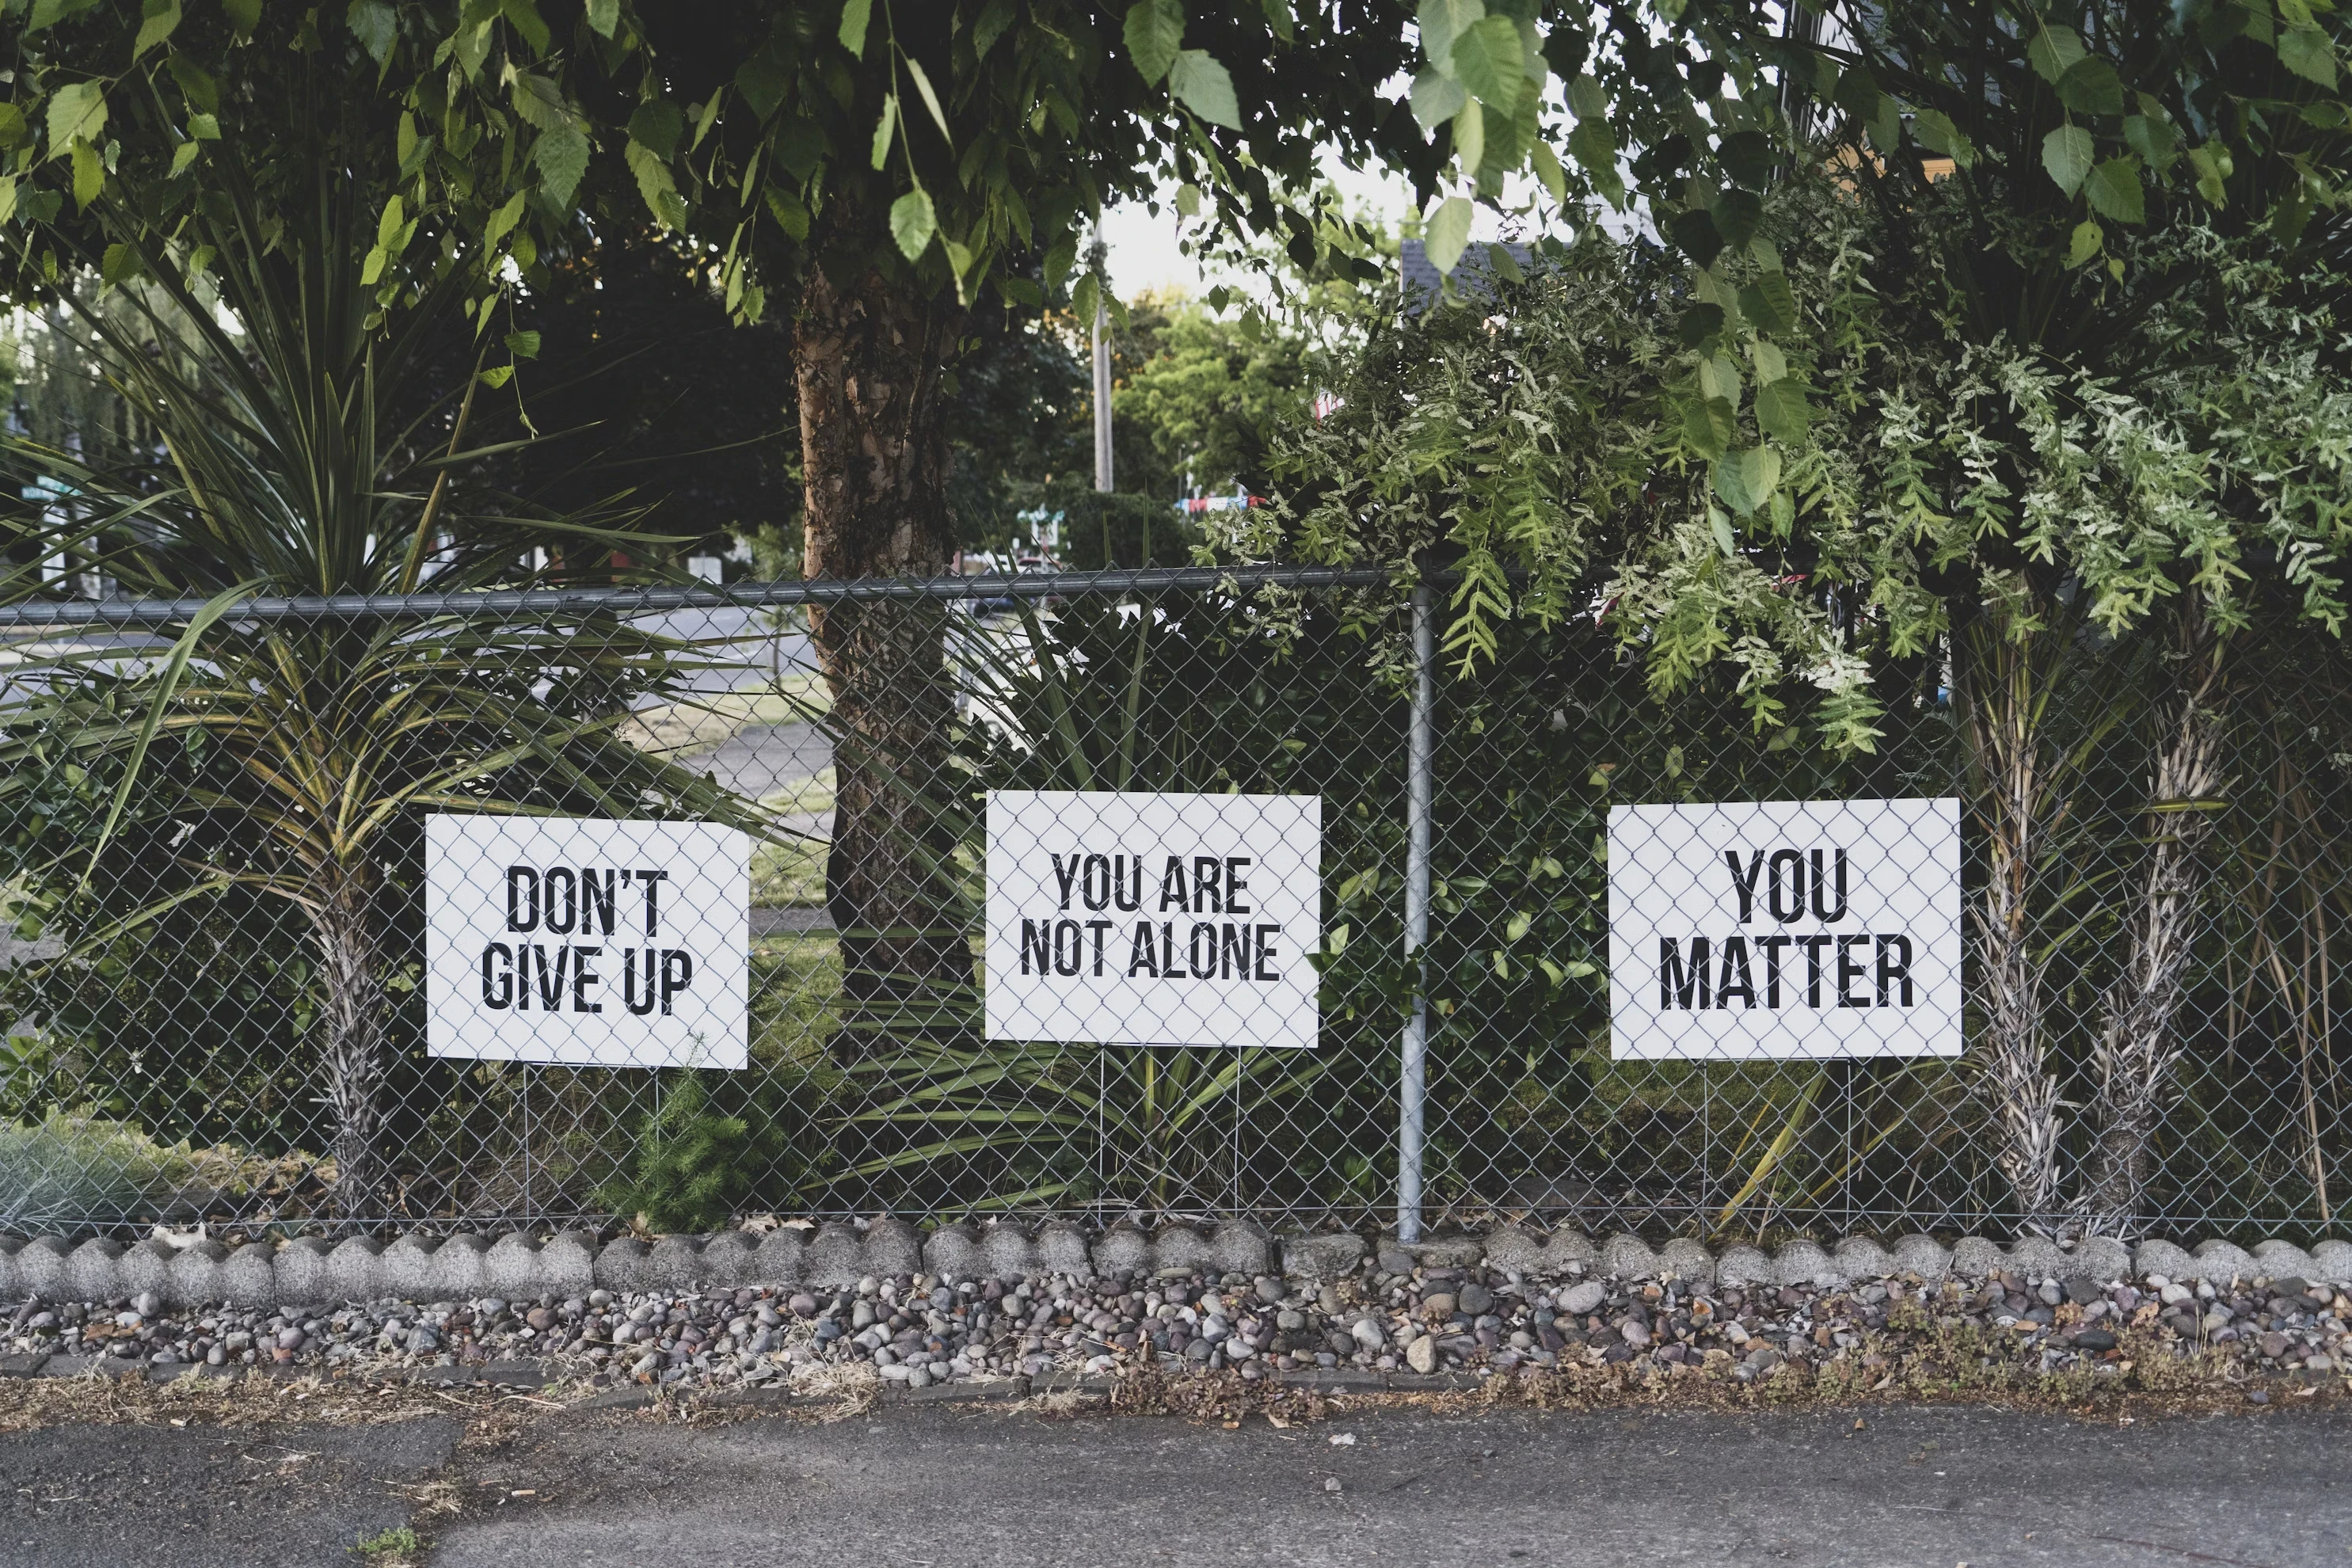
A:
871;96;898;169
1676;303;1726;346
1418;0;1485;67
344;0;394;61
1450;97;1483;175
1410;66;1469;131
500;0;551;54
1710;508;1739;558
1718;128;1775;188
905;57;952;143
890;187;937;259
504;330;542;360
2042;124;2093;196
2028;25;2087;83
1423;194;1472;273
2085;154;2145;223
763;183;810;241
839;0;873;56
2056;57;2125;116
1669;207;1723;266
187;111;219;140
1528;136;1566;203
478;364;516;389
534;120;590;207
1754;378;1812;443
1566;118;1622;206
1450;15;1525;113
376;193;405;247
70;139;103;208
1738;273;1798;334
2067;218;2104;267
1712;446;1781;516
2281;25;2339;87
222;0;259;33
166;55;218;112
170;139;200;174
626;140;689;229
1262;0;1292;42
1911;107;1976;167
1168;51;1241;128
484;190;527;247
1173;182;1201;217
2123;112;2177;169
100;241;140;284
585;0;619;36
46;82;108;158
974;0;1016;56
1566;72;1606;120
736;48;791;119
511;73;573;131
135;0;183;59
1684;395;1734;459
2187;142;2232;205
627;100;685;161
1124;0;1186;85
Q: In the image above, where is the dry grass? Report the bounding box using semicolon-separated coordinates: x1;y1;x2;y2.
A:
619;683;827;760
0;1368;542;1437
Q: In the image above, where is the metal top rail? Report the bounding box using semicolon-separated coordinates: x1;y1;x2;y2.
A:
0;564;1399;626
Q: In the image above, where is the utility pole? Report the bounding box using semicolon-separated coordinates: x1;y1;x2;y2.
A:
1090;242;1113;495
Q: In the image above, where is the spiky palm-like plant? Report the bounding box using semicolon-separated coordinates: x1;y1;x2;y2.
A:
0;154;770;1220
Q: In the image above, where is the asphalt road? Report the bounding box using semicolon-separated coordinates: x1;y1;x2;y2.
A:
5;1402;2347;1567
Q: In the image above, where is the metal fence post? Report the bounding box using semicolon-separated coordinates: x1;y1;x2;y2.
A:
1399;583;1434;1244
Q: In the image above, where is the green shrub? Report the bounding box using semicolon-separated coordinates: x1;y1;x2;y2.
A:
0;1108;193;1232
595;1071;791;1233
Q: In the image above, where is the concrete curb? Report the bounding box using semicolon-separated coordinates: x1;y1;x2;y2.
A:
3;1222;2343;1311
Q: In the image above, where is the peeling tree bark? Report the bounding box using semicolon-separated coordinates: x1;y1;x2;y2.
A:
2082;598;2227;1236
794;245;973;1045
310;861;389;1224
1955;604;2069;1229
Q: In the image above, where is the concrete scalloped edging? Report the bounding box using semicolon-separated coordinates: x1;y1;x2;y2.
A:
3;1221;2346;1310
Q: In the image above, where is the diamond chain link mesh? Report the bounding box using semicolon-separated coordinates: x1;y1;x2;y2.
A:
0;567;2343;1246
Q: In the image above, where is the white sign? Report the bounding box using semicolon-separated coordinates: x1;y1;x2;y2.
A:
424;815;749;1069
985;790;1321;1049
1608;797;1962;1061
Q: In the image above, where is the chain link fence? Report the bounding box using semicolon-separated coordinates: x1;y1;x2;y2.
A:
0;566;2346;1246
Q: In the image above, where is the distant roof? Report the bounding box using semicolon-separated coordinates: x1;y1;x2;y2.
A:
1398;238;1538;309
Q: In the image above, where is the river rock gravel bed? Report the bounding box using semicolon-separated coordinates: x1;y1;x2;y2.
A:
7;1258;2348;1399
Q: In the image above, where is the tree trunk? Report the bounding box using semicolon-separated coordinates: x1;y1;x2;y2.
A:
795;248;973;1045
1954;603;2068;1229
312;860;390;1223
2081;598;2227;1235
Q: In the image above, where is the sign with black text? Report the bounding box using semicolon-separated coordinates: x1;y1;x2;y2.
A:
424;815;749;1069
1608;798;1962;1060
985;790;1321;1049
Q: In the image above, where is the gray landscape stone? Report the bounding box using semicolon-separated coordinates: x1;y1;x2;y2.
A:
923;1224;983;1284
1479;1224;1545;1275
116;1239;177;1304
326;1237;386;1302
1207;1220;1272;1277
801;1224;865;1288
1148;1223;1209;1277
1832;1237;1896;1282
2312;1239;2352;1282
2133;1239;2196;1281
1715;1243;1775;1286
1660;1238;1717;1286
1279;1233;1366;1281
1773;1240;1840;1287
0;1235;20;1299
169;1241;228;1307
65;1238;124;1303
864;1217;923;1279
481;1235;545;1300
1539;1229;1598;1272
1600;1235;1661;1280
2002;1236;2071;1280
2070;1236;2133;1281
381;1234;443;1300
747;1229;805;1288
592;1237;653;1293
1891;1235;1951;1281
1949;1236;2005;1278
978;1222;1036;1280
642;1235;706;1292
2192;1239;2256;1284
273;1239;333;1305
1091;1223;1150;1278
2253;1239;2320;1282
1034;1220;1091;1276
1409;1235;1485;1269
698;1231;763;1288
221;1240;276;1303
427;1234;493;1300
